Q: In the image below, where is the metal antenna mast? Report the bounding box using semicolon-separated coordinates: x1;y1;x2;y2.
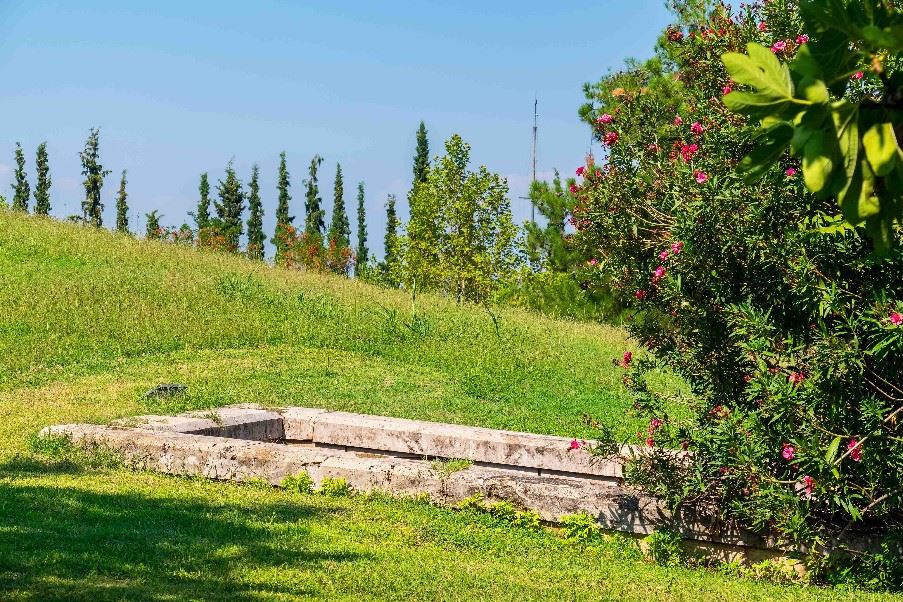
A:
531;98;538;223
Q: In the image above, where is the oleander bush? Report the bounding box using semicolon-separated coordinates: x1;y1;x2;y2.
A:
574;0;903;584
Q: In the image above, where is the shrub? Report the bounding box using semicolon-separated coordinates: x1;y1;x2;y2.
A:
317;477;352;497
281;472;314;494
559;512;604;544
574;0;903;573
645;528;687;567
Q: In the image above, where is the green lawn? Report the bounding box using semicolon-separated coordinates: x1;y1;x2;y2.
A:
0;210;898;601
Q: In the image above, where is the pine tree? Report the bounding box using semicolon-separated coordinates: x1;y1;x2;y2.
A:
194;172;211;237
328;163;351;248
115;170;130;234
214;160;245;251
524;170;580;272
304;155;325;238
79;128;110;227
413;121;430;185
272;151;293;261
355;182;368;275
246;164;265;260
33;142;51;215
11;142;30;212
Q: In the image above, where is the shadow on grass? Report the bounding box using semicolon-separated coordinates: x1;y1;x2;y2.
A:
0;458;360;601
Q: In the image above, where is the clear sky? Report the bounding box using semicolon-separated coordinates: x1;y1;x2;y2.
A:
0;1;673;257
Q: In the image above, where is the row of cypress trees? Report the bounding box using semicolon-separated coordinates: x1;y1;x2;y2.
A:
6;121;432;280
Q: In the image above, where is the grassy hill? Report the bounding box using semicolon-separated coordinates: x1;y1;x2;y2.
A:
0;210;897;601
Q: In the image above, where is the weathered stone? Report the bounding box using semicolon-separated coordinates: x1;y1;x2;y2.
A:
280;408;624;478
113;406;283;442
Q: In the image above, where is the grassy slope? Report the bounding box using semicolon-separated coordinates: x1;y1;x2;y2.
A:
0;210;896;601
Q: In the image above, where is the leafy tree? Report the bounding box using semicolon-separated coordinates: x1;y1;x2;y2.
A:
213;160;245;251
304;155;325;238
11;142;30;212
33;142;51;215
246;164;265;260
413;121;430;185
193;172;211;243
273;151;293;262
721;0;903;253
145;210;163;240
355;182;369;276
403;135;517;303
79;127;110;227
115;170;129;234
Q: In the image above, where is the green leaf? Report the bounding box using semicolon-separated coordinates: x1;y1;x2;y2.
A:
825;436;841;463
862;121;899;176
802;131;835;194
833;102;859;192
722;44;793;100
838;160;879;224
799;77;829;104
723;92;793;120
739;123;794;181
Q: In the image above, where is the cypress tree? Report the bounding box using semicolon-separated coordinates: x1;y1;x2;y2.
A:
355;182;368;274
214;160;245;251
194;172;211;234
413;121;430;185
33;142;51;215
11;142;30;212
328;163;351;248
246;164;265;260
304;155;325;238
382;193;400;283
272;151;293;261
115;170;130;234
79;127;110;227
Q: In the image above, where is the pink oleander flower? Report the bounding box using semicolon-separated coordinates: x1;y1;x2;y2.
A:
853;71;864;80
690;121;704;135
785;167;797;177
803;475;814;498
569;439;581;451
680;143;699;163
771;40;787;53
782;444;795;461
588;258;598;266
569;184;579;194
788;371;805;386
889;311;903;326
796;34;809;45
694;170;709;184
659;250;670;262
674;115;683;126
635;289;647;300
597;113;614;124
645;437;655;447
722;85;733;95
620;351;633;368
653;266;666;279
603;131;619;146
671;241;683;255
758;21;767;32
576;165;585;176
848;439;863;462
650;418;663;430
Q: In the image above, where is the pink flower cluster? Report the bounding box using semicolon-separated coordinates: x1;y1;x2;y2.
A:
597;113;614;125
603;131;619;146
785;167;797;177
802;475;815;498
694;170;709;184
680;143;698;163
848;439;863;462
890;311;903;326
771;40;787;53
690;121;704;136
788;371;806;387
619;351;633;368
782;443;795;461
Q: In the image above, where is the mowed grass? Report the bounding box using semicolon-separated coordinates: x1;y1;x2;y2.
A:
0;210;899;601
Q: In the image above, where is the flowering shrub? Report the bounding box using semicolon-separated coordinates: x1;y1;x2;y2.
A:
575;0;903;580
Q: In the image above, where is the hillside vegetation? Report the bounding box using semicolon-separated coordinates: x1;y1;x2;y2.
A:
2;210;899;601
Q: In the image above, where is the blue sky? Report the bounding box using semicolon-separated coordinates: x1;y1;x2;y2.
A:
0;1;672;257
